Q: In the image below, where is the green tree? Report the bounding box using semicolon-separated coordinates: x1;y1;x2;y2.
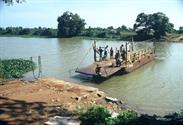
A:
2;0;25;5
2;0;25;6
0;27;5;34
120;25;128;31
97;31;108;38
134;12;174;40
40;28;53;37
57;11;86;38
178;27;183;34
18;28;30;35
5;27;14;34
81;27;95;37
107;26;114;30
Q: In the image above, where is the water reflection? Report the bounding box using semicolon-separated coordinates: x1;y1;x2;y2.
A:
0;37;183;116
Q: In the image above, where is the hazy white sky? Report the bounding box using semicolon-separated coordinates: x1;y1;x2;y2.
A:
0;0;183;29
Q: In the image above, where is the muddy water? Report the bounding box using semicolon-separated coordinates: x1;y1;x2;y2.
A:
0;37;183;115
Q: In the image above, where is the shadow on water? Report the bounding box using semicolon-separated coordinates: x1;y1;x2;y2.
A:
70;74;107;84
0;97;72;125
71;74;93;83
72;69;129;84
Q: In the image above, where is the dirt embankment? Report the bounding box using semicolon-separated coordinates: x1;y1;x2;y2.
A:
0;78;126;125
161;34;183;42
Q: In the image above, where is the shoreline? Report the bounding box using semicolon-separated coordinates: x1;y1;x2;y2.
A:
0;78;182;124
0;78;128;124
1;34;183;42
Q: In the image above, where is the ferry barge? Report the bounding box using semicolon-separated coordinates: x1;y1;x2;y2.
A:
75;41;155;80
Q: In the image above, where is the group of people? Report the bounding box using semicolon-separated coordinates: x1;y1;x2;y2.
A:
97;44;127;66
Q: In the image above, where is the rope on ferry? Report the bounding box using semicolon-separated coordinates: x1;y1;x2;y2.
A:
76;42;94;70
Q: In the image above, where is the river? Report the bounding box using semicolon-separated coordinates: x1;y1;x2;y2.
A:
0;37;183;116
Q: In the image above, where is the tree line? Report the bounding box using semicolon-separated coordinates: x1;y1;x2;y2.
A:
2;0;24;5
1;11;183;40
0;27;57;38
0;25;136;40
80;26;135;40
57;11;182;40
57;11;136;40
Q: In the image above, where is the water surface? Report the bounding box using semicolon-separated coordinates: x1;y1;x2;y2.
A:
0;37;183;115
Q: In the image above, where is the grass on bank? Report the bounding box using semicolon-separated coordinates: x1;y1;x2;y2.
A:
79;106;183;125
79;106;138;125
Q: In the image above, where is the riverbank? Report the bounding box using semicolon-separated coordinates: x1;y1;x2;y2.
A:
1;79;183;125
0;34;56;38
161;33;183;42
0;35;130;41
0;78;126;124
1;34;183;42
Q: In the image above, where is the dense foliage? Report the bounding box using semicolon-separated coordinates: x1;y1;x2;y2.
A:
80;26;135;40
79;106;183;125
134;12;174;40
0;11;180;40
79;106;139;125
57;11;86;38
114;110;138;125
79;106;111;125
0;26;135;40
2;0;25;5
0;59;36;78
165;109;183;120
0;27;57;37
177;27;183;34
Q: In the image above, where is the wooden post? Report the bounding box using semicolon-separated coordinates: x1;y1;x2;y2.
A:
125;42;128;66
38;56;42;78
153;41;156;55
93;40;97;62
131;36;134;51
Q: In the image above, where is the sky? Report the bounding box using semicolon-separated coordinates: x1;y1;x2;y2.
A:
0;0;183;29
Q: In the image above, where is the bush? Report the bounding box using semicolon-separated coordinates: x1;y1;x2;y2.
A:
79;106;111;125
78;106;183;125
177;110;183;118
114;110;138;125
0;59;36;78
165;109;183;120
106;117;116;125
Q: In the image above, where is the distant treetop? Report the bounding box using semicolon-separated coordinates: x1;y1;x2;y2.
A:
2;0;25;5
57;11;86;38
134;12;174;40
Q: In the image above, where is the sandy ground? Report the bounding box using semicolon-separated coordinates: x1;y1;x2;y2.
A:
0;78;124;125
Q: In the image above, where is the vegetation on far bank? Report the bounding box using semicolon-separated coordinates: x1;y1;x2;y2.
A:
1;11;183;41
1;0;183;41
0;27;57;38
0;25;136;41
